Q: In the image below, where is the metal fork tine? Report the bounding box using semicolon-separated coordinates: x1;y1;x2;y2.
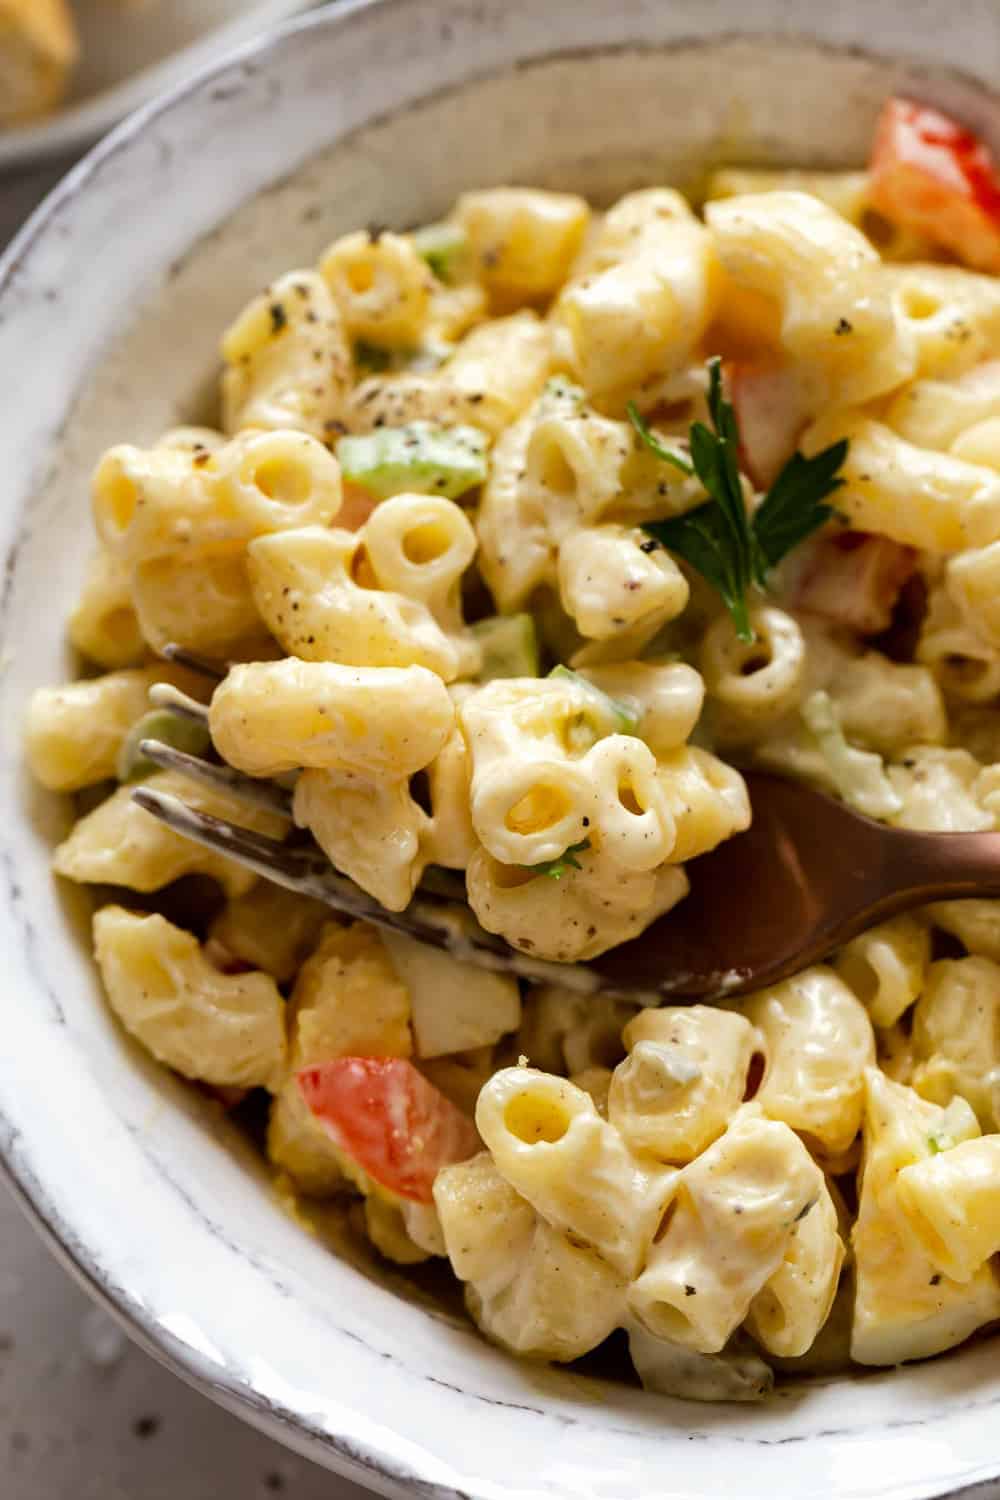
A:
133;787;352;893
148;682;211;724
132;786;603;994
138;740;294;819
160;643;227;680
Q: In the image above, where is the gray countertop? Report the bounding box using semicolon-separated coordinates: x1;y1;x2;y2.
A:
0;1190;364;1499
0;162;367;1500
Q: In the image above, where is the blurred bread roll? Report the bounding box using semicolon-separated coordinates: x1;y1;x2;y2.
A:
0;0;78;126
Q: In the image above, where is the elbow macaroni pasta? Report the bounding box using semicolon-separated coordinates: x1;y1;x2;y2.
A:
32;157;1000;1402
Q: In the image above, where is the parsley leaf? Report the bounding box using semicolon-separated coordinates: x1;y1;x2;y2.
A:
638;357;848;643
752;442;848;576
626;401;695;476
643;502;754;643
523;839;591;881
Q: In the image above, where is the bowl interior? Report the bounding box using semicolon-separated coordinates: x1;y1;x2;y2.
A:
4;8;1000;1499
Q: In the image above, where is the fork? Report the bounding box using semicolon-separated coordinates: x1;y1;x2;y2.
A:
133;647;1000;1001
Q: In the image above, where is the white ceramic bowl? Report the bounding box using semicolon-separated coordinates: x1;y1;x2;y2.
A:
0;0;317;170
4;3;1000;1496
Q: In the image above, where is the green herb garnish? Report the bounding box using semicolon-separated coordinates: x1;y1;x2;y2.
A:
632;358;848;643
626;401;695;477
524;839;592;880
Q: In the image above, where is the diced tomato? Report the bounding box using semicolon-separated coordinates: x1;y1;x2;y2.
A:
791;530;918;636
868;97;1000;272
297;1057;480;1203
727;361;809;489
337;480;379;531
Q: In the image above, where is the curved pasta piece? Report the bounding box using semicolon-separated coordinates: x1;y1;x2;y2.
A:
476;1067;676;1278
131;550;267;657
435;1152;624;1362
68;548;144;669
25;663;207;792
743;966;875;1158
911;956;1000;1131
851;1069;1000;1367
320;230;434;346
466;845;688;963
94;429;342;563
247;526;464;679
610;1005;761;1163
628;1107;836;1354
94;906;286;1090
221;270;352;438
54;769;286;898
456;188;590;304
209;658;455;779
745;1185;844;1358
835;915;931;1029
706;191;915;406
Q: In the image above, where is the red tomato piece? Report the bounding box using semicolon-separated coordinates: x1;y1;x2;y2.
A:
337;480;379;532
791;530;918;636
868;97;1000;272
727;361;809;490
297;1056;480;1202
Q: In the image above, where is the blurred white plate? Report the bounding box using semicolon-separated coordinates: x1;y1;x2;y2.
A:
0;0;319;169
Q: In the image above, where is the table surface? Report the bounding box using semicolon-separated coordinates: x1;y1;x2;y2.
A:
0;159;367;1500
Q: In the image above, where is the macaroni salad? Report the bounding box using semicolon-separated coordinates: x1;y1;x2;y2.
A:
27;96;1000;1401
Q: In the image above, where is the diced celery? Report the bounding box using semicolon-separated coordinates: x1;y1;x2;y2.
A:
801;691;901;821
549;664;641;747
471;614;540;681
117;708;212;784
412;222;468;283
336;422;489;500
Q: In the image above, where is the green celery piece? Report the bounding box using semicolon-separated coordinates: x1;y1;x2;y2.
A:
800;691;901;822
523;839;592;881
471;614;540;680
336;422;489;501
549;665;641;746
117;709;213;785
412;222;469;282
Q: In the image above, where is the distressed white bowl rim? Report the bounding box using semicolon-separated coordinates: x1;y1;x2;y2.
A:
4;2;1000;1497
